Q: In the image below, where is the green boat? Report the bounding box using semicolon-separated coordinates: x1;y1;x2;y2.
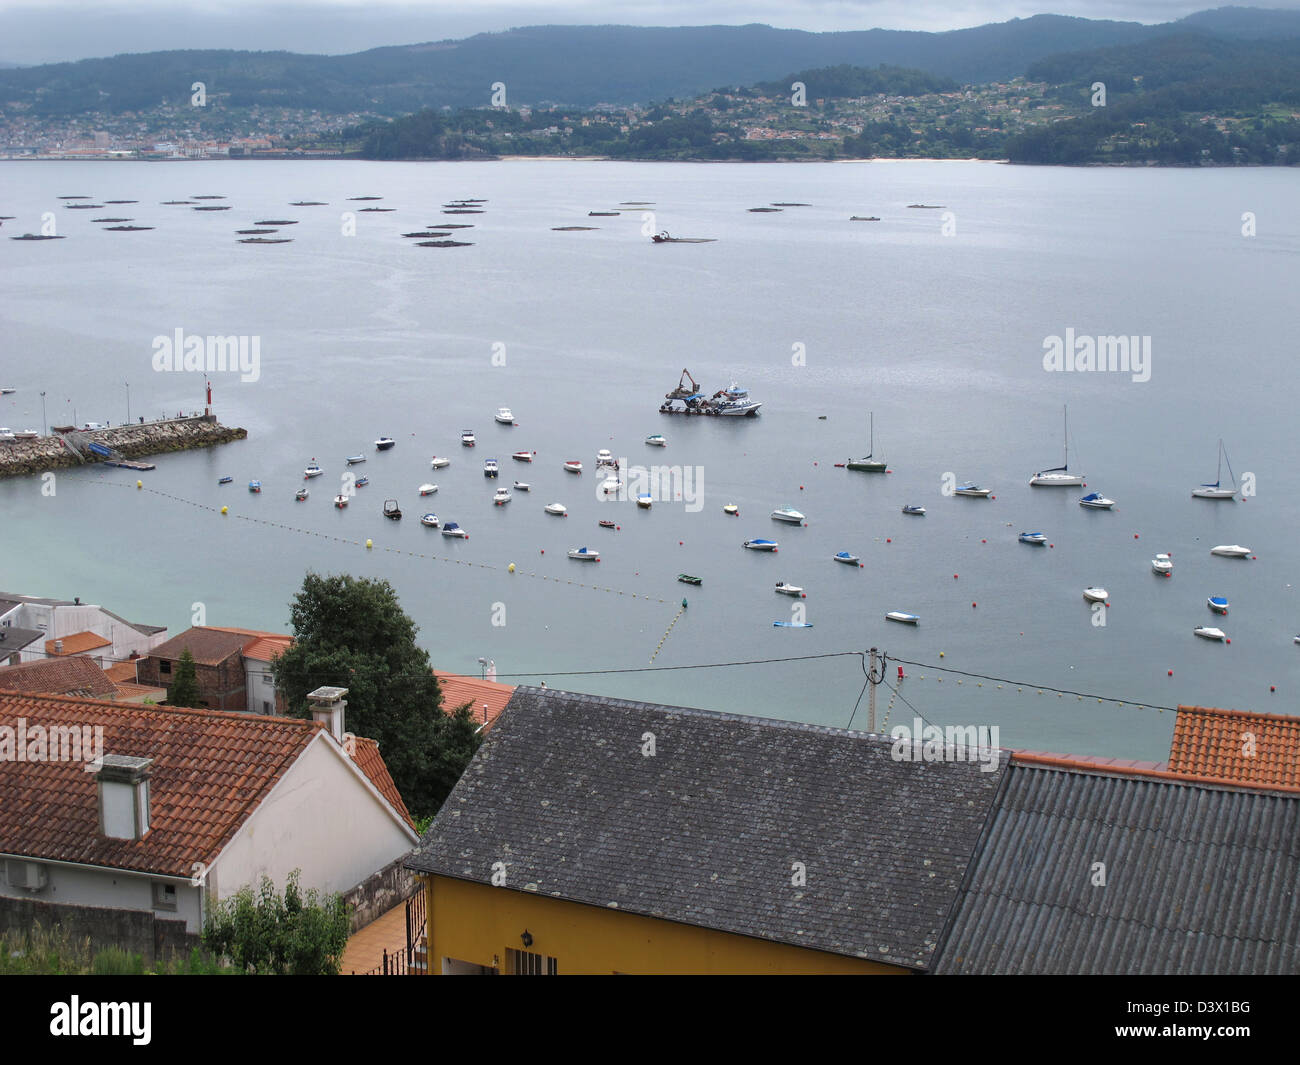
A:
847;412;887;472
677;574;702;586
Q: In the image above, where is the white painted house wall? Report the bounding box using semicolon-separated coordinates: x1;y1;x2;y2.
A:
0;600;167;664
243;659;278;715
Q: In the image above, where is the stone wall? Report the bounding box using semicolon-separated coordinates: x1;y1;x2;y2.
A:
343;853;420;932
0;416;247;479
0;895;199;967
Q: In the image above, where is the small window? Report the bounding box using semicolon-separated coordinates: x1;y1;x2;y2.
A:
152;882;178;911
159;660;172;675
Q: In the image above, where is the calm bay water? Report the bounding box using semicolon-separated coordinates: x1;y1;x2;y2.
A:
2;158;1297;761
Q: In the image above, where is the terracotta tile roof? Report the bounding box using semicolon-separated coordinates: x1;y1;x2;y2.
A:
351;736;415;829
240;636;292;663
1014;749;1169;773
145;627;249;667
0;692;414;875
1168;704;1300;790
104;661;138;684
113;682;168;703
435;671;515;730
0;656;118;699
45;631;111;656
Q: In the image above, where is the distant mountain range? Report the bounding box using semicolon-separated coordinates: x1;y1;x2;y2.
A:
3;7;1299;115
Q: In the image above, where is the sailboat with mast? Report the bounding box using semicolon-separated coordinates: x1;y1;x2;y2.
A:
847;412;887;472
1030;404;1085;486
1192;440;1238;499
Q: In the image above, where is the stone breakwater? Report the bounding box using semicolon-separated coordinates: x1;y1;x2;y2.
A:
0;416;246;479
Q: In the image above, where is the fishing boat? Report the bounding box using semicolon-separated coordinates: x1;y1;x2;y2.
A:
218;476;233;484
248;480;262;493
419;483;437;496
334;494;348;508
713;382;762;416
743;539;778;551
902;505;926;516
295;488;309;501
723;504;740;516
461;430;476;447
493;488;511;506
1192;440;1238;499
1030;405;1085;486
563;460;583;473
833;551;861;565
1019;532;1047;545
1194;626;1227;641
1078;493;1114;509
441;521;468;538
636;493;652;509
568;547;599;561
495;407;515;424
954;484;991;498
646;434;667;447
1152;553;1173;575
1210;545;1251;558
511;451;533;462
421;514;439;528
383;499;401;520
886;612;920;625
596;449;615;467
375;437;395;451
677;574;702;585
1207;596;1229;615
771;506;805;524
846;412;887;472
1083;587;1109;603
430;456;450;468
513;480;530;491
774;582;805;597
599;520;617;529
354;476;370;488
483;460;498;478
545;503;568;516
346;455;366;465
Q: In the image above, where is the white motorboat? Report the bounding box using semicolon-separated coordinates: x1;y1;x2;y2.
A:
954;483;991;497
375;437;395;451
511;451;533;462
636;493;652;509
420;513;439;527
493;488;511;506
441;521;468;538
1078;492;1114;509
771;506;805;524
743;539;779;551
14;429;38;440
596;449;615;466
833;551;861;565
1210;545;1251;558
645;434;667;447
346;454;366;465
885;612;920;624
419;483;438;496
1192;439;1238;499
563;460;583;473
495;407;515;424
1018;532;1047;545
1152;553;1173;575
1030;404;1085;486
1083;587;1109;603
902;505;926;515
1194;626;1226;641
774;582;805;597
0;429;15;442
296;488;309;501
1208;596;1229;614
483;459;498;478
461;430;476;447
723;504;740;516
303;463;323;478
568;547;599;561
513;480;530;491
545;503;568;516
333;494;348;508
430;456;450;468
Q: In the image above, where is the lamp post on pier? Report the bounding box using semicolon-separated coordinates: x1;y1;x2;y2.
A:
125;381;130;424
40;391;46;436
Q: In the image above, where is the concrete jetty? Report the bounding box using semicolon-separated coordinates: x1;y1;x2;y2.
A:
0;415;246;480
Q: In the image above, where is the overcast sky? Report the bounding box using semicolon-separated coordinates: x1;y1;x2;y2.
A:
2;1;1294;65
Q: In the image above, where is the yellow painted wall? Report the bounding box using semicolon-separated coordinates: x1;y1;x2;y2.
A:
424;875;911;975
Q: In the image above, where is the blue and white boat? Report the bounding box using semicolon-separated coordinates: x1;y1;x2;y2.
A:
218;476;233;484
1019;532;1047;545
833;551;861;565
421;513;439;527
354;475;369;488
954;483;991;497
568;546;599;561
901;505;926;515
303;462;324;478
375;437;395;451
1207;596;1229;614
773;621;813;628
1192;440;1237;499
743;539;778;551
1078;492;1114;509
248;480;262;493
441;521;468;538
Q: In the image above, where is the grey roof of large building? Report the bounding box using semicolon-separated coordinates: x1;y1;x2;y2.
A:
0;627;43;654
0;593;163;636
934;762;1300;974
406;686;1006;969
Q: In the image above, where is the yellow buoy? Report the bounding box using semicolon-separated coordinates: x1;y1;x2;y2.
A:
366;539;373;549
220;505;228;515
136;480;142;489
508;563;516;573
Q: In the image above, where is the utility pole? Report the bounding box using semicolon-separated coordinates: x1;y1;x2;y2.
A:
40;391;46;436
868;647;878;733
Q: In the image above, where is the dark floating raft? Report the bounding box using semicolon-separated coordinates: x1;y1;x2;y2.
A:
552;226;598;231
106;225;153;231
194;205;232;211
11;233;65;240
442;209;484;214
431;223;474;229
239;237;293;244
358;207;395;212
92;217;132;222
415;239;472;247
348;196;382;201
236;228;277;235
104;200;138;204
619;201;654;205
907;204;946;208
401;231;451;238
161;200;194;205
65;204;104;209
57;195;91;200
748;207;782;212
850;215;881;221
192;195;226;200
588;211;619;216
771;202;810;206
290;200;327;206
255;219;298;225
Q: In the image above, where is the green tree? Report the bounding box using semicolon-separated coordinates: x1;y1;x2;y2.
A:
202;871;350;975
167;648;202;707
271;572;481;818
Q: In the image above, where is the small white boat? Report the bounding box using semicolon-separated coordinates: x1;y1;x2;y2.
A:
771;506;805;524
346;454;366;465
564;460;583;473
833;551;860;565
461;430;476;447
375;437;395;451
296;488;309;501
568;547;599;561
1018;532;1047;545
430;456;450;468
1210;545;1251;558
954;483;991;497
1207;596;1229;614
419;483;438;496
1083;587;1109;603
636;493;652;509
441;521;468;538
513;480;530;491
493;488;511;506
495;407;515;424
420;513;439;527
1194;626;1226;641
545;503;568;516
723;504;740;516
1192;440;1238;499
886;612;920;624
304;463;323;478
333;494;348;508
596;449;615;466
601;477;623;495
1152;553;1173;575
483;459;498;478
14;429;38;440
1078;493;1114;509
511;451;533;462
1029;404;1085;486
743;539;778;551
0;429;15;441
902;505;926;515
645;434;667;447
774;582;805;597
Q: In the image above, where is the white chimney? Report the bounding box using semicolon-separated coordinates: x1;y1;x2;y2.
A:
54;638;64;654
308;685;348;742
97;755;152;840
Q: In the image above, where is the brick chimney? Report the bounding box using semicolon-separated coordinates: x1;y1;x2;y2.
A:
307;686;348;742
97;755;153;840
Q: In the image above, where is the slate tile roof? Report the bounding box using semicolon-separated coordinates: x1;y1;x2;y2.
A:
145;627;250;667
406;687;1005;969
934;761;1300;974
0;655;118;699
435;670;515;730
0;627;44;655
1168;704;1300;790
